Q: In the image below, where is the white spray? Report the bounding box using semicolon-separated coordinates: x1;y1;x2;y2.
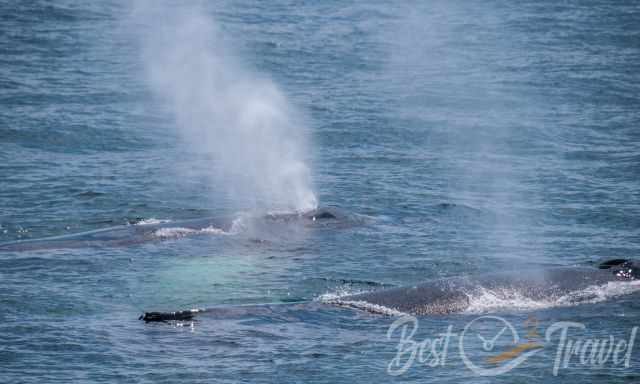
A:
132;1;317;212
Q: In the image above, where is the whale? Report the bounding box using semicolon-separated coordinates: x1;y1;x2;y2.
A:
140;259;640;322
0;206;358;252
328;258;640;315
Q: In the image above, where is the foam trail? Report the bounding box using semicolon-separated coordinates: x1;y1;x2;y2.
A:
133;1;317;212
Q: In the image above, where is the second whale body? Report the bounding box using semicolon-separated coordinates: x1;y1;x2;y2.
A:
0;207;357;252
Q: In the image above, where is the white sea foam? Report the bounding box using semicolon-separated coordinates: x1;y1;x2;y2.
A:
463;280;640;315
329;299;408;316
228;215;250;235
153;226;227;239
135;218;172;225
462;288;566;314
316;290;408;316
316;290;362;302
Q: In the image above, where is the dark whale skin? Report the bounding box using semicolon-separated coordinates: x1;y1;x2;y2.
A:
0;207;357;252
331;266;629;315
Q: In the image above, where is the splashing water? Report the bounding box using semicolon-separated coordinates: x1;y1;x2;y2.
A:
462;281;640;315
133;1;318;212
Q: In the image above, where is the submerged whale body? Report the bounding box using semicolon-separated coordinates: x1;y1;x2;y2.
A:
0;207;356;252
141;259;640;322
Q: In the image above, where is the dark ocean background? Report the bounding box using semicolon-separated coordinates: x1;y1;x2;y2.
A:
1;0;639;382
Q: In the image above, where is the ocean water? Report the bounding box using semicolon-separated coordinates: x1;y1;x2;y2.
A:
1;0;640;382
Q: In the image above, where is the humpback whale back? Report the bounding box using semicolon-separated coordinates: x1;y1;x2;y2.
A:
140;260;640;322
333;263;639;315
0;207;360;252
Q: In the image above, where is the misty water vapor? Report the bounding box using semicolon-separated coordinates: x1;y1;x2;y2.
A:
133;2;317;212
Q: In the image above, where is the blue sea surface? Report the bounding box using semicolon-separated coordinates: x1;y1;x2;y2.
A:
1;1;639;382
